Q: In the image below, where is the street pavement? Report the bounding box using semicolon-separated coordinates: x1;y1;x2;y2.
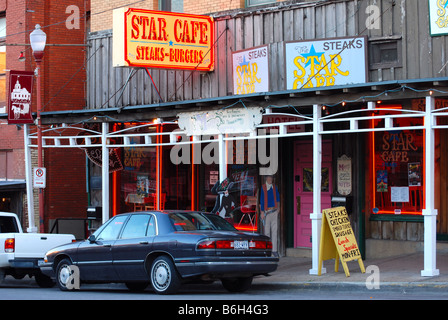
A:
2;252;448;300
253;252;448;293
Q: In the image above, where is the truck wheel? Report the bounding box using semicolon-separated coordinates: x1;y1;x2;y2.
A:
149;256;181;295
35;271;55;288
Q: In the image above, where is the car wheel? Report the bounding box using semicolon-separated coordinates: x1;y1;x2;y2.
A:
150;256;181;295
56;258;78;291
221;276;253;293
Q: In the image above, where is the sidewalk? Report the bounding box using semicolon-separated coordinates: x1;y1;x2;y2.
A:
254;252;448;291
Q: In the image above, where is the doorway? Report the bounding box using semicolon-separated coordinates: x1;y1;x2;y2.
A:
293;140;332;248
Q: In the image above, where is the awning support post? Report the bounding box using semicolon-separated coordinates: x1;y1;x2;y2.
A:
310;104;325;275
421;96;439;277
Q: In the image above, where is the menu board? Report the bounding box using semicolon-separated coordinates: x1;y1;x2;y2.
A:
318;206;365;277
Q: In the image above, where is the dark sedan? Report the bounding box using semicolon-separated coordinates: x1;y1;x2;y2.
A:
40;211;278;294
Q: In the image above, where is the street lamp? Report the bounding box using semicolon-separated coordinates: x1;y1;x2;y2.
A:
30;24;46;233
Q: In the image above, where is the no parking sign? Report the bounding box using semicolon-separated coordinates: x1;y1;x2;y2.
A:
33;167;46;189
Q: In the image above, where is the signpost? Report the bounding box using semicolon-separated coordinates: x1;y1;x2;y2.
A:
318;206;365;277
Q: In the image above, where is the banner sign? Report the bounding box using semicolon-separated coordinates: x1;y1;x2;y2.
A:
318;206;365;277
285;36;367;90
429;0;448;36
7;70;34;124
232;45;269;95
113;8;214;71
177;107;263;136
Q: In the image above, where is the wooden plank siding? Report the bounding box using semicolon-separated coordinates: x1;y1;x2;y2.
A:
85;0;448;110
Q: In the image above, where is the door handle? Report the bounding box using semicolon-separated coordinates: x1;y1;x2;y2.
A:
139;241;149;245
103;244;111;247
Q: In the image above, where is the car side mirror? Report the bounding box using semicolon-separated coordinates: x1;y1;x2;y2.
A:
88;234;96;243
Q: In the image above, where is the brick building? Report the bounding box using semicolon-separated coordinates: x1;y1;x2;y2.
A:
0;0;90;232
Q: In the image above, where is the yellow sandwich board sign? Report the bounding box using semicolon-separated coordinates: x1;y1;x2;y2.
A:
318;206;365;277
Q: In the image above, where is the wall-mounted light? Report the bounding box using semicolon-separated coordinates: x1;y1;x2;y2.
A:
18;51;25;62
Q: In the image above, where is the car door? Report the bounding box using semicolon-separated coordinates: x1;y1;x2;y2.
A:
113;214;156;281
76;215;128;281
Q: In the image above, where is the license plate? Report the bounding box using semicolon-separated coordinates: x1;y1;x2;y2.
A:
234;240;248;250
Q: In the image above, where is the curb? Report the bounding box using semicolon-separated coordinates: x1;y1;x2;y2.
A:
251;281;448;292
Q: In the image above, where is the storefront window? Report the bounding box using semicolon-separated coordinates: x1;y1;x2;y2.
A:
371;107;424;214
116;123;193;214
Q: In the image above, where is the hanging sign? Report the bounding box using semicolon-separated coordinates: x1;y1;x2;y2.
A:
429;0;448;36
7;70;34;125
318;206;365;277
337;155;352;196
177;107;263;136
232;45;269;95
113;8;214;71
285;36;367;90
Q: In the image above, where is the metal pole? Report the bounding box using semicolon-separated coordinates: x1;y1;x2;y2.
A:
24;124;36;232
218;133;227;182
36;60;44;233
102;122;110;224
310;104;324;275
421;96;440;277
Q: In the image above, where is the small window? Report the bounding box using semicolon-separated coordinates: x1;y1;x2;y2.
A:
159;0;183;12
120;214;151;239
96;215;127;241
246;0;276;7
369;39;402;69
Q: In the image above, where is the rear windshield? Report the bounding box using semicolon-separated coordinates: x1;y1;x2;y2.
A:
0;216;19;233
169;212;237;232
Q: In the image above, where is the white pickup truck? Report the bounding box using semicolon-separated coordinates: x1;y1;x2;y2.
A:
0;211;75;287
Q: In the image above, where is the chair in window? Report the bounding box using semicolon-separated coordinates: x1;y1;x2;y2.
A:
238;195;257;228
145;193;166;210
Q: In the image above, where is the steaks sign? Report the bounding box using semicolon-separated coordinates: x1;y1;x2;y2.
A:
76;125;123;172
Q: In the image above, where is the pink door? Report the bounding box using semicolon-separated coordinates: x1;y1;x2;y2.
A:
294;141;332;248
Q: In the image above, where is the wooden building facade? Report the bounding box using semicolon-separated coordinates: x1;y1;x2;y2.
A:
23;0;448;276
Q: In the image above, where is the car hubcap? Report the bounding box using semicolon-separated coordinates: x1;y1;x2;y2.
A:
152;261;170;291
59;265;71;286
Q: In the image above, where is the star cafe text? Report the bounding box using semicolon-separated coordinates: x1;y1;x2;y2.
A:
130;14;209;64
291;40;362;89
235;47;267;94
435;0;448;28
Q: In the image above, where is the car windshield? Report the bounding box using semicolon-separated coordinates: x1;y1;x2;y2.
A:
169;212;237;232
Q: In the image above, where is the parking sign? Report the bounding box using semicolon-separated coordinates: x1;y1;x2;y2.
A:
33;167;46;189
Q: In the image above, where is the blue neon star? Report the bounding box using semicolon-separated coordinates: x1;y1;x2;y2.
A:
445;0;448;9
238;56;250;73
300;45;324;68
169;40;173;46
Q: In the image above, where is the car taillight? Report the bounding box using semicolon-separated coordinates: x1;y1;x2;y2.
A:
4;238;14;253
249;240;267;249
197;240;215;249
216;240;234;249
266;241;273;250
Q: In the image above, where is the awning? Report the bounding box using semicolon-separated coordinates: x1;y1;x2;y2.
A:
0;180;26;191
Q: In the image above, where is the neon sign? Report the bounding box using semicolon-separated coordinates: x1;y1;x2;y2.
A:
113;8;214;71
